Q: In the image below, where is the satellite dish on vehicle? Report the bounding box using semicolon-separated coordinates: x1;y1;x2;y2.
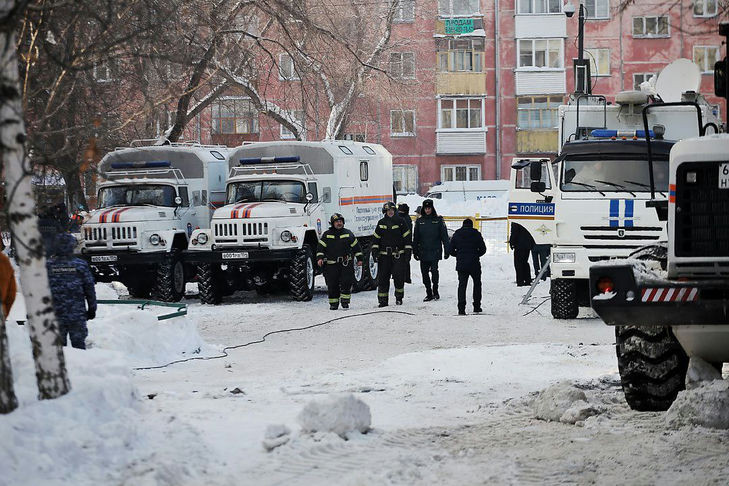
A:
655;59;702;102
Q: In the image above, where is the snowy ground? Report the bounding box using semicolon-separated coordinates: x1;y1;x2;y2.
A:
2;252;729;485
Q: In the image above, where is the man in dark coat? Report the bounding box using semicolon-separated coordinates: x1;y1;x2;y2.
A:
413;199;449;301
448;218;486;315
509;222;535;286
397;203;413;284
372;201;412;307
47;233;97;349
316;213;363;310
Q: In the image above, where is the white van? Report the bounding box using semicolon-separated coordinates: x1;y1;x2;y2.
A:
424;180;509;203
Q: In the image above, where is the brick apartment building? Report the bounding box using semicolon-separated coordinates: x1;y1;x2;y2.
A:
177;0;726;196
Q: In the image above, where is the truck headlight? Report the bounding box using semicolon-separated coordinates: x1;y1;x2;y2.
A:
149;234;161;246
197;233;208;245
280;230;292;242
552;252;575;263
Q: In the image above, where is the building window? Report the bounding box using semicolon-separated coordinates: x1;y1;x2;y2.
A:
395;0;415;22
278;53;299;80
390;110;416;136
393;165;418;193
632;16;669;38
441;165;480;182
518;39;563;69
390;52;416;79
585;48;610;76
280;110;304;139
436;38;484;72
694;46;720;74
693;0;718;17
517;96;562;129
633;72;657;90
212;98;259;135
517;0;562;14
438;0;479;16
585;0;610;19
438;98;483;130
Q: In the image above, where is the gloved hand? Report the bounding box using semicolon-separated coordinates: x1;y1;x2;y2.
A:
413;253;420;261
87;308;96;320
317;258;324;267
444;253;450;260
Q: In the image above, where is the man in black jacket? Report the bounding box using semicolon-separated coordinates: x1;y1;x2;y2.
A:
448;218;486;315
413;199;449;301
397;203;413;284
509;222;534;286
317;213;363;310
372;201;412;307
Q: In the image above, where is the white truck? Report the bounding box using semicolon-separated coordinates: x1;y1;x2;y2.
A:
79;143;230;301
186;140;394;304
508;78;721;319
424;180;509;202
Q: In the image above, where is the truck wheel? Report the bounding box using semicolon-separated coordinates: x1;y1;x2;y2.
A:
352;258;366;293
152;255;185;302
364;246;378;291
550;278;579;319
616;325;689;411
198;263;223;305
289;244;314;301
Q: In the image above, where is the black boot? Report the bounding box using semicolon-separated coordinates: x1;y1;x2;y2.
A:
330;303;339;310
423;288;434;302
341;301;349;309
473;306;482;313
458;308;466;316
378;300;388;308
395;298;403;305
433;285;440;300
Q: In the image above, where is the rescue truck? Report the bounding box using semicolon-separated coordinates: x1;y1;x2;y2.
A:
79;142;229;301
186;140;394;304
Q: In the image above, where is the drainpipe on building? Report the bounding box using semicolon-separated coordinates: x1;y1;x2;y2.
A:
619;7;624;91
494;0;501;179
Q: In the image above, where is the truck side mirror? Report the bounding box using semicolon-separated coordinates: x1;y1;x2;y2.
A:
714;58;727;99
174;196;183;206
529;161;543;181
306;192;314;202
530;181;546;193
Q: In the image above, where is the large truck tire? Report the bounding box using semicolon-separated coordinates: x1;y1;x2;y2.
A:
198;263;223;305
615;325;689;411
152;254;185;302
364;245;378;291
352;240;374;292
289;244;315;301
550;278;579;319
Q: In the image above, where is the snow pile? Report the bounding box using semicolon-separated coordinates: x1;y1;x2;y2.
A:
533;381;601;424
262;424;292;451
666;379;729;429
685;356;723;388
297;394;371;438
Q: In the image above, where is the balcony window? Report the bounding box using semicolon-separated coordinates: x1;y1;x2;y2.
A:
441;165;480;182
632;16;669;38
438;0;479;17
437;38;484;72
395;0;415;22
633;72;656;90
517;96;561;129
585;0;610;19
280;110;304;139
391;110;416;136
390;52;416;79
585;48;610;76
439;98;483;130
518;39;563;69
278;53;299;80
517;0;561;14
693;0;718;17
212;98;259;135
693;46;720;74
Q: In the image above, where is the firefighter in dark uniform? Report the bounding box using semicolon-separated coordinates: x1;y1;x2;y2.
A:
372;201;412;307
316;213;363;310
397;203;413;284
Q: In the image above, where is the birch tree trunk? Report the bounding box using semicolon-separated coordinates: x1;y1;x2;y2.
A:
1;4;71;400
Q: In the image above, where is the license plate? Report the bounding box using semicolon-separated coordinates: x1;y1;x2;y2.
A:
91;255;117;263
720;163;729;189
222;251;248;260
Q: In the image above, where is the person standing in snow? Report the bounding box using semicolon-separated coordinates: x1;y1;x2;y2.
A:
46;233;97;349
397;203;413;284
509;222;534;286
412;199;450;301
372;201;412;307
316;213;363;310
448;218;486;315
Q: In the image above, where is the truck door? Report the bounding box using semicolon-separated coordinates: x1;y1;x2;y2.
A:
507;158;556;245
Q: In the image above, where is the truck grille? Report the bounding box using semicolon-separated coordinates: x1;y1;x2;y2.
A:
213;221;269;242
83;225;139;247
580;226;663;242
674;161;729;257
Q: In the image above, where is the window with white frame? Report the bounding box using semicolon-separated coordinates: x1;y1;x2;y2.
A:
393;165;418;193
632;16;669;38
390;52;416;79
518;39;563;69
278;53;299;80
280;110;304;139
693;0;718;17
517;0;561;14
585;0;610;19
438;98;483;130
437;38;484;72
212;98;259;134
438;0;479;16
694;46;720;74
633;72;657;90
395;0;415;22
441;165;480;182
390;110;416;136
517;96;562;129
585;48;610;76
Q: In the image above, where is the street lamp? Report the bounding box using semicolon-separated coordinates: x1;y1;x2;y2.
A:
564;0;590;94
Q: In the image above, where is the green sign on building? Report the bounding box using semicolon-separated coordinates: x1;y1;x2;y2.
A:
444;18;474;35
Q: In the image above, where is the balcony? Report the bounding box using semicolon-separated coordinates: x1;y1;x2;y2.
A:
514;14;566;39
436;72;487;96
436;129;487;155
516;129;559;154
515;70;566;95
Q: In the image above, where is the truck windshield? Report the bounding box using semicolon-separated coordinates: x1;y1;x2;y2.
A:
227;180;307;204
98;185;177;208
561;159;669;193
